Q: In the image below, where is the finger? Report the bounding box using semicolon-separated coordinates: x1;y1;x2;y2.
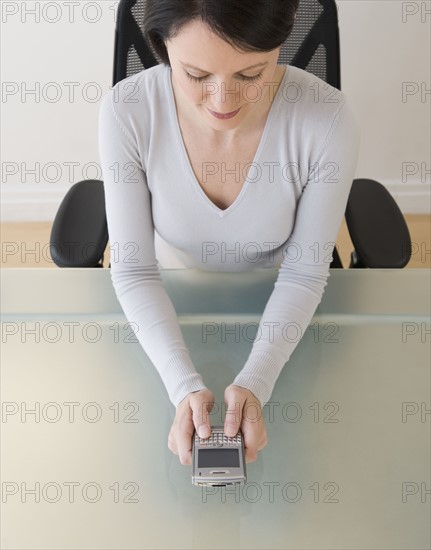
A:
168;434;178;455
167;430;178;455
191;395;212;439
243;435;259;463
257;432;268;451
224;395;243;437
242;423;265;462
245;451;257;464
176;417;194;465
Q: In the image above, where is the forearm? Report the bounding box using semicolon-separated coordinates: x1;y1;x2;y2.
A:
110;266;208;406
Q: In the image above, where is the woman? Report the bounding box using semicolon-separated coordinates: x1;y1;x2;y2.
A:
98;0;361;466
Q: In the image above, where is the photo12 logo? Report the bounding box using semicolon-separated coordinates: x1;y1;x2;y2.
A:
1;2;120;24
2;481;139;504
401;2;430;23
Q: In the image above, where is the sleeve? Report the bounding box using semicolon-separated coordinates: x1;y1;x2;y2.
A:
98;90;208;407
232;97;362;407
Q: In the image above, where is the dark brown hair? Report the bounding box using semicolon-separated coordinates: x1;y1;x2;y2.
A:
143;0;299;66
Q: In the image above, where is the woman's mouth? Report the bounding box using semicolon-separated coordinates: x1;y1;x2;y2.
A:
207;107;241;120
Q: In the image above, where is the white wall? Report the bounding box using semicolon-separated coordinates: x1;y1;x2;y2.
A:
339;0;430;214
1;0;430;221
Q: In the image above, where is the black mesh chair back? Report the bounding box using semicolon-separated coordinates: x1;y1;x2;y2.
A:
113;0;341;89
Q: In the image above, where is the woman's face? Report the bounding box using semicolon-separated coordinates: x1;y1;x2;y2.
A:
165;19;281;133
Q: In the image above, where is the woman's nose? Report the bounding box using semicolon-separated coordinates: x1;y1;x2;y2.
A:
203;79;241;111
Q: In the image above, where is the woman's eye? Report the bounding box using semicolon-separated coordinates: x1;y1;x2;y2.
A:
242;72;263;82
186;73;206;83
186;72;263;83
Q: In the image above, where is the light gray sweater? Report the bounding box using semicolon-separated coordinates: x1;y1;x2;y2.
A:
98;63;361;408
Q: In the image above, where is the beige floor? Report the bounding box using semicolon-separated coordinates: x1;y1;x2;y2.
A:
1;215;430;269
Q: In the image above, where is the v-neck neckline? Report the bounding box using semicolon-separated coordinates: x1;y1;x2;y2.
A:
166;64;288;217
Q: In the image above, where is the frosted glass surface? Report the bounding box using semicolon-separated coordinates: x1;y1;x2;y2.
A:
1;268;430;549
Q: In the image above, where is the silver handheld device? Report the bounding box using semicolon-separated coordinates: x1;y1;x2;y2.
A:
192;425;246;486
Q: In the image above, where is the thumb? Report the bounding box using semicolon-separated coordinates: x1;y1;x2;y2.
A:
192;396;212;439
224;391;244;437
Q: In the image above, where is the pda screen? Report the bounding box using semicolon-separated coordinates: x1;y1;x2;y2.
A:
198;448;239;468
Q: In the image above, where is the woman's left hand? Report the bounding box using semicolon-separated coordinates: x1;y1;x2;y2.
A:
223;384;267;463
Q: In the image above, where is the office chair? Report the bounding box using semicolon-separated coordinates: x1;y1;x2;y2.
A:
50;0;412;269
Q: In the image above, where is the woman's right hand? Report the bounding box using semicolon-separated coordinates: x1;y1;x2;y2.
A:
168;388;215;465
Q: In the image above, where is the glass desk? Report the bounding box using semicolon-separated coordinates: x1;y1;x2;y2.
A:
1;268;430;549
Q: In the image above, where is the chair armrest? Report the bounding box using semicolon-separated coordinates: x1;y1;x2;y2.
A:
50;179;109;267
345;178;412;268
